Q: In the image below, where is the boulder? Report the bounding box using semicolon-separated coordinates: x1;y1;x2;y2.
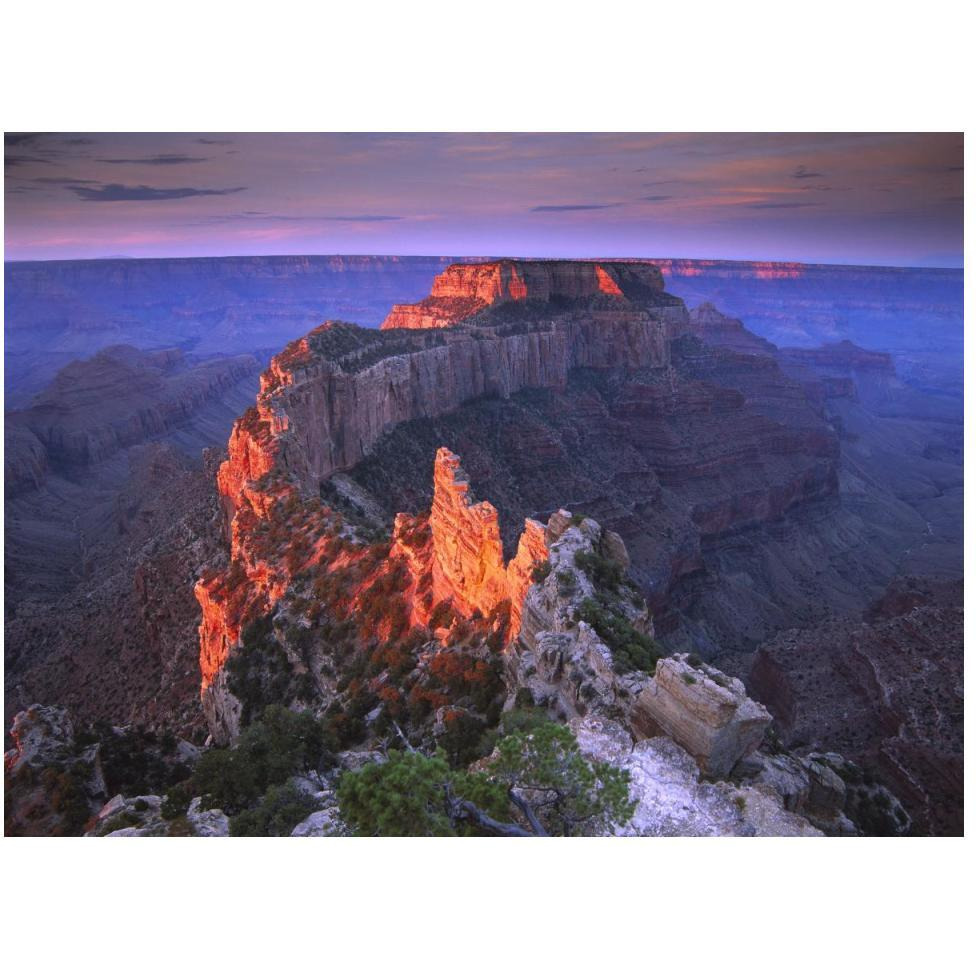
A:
633;655;770;777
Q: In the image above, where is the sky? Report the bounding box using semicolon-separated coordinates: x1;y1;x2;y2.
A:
3;132;963;266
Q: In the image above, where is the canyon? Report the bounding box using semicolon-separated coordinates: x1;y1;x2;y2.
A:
186;259;960;831
4;256;962;835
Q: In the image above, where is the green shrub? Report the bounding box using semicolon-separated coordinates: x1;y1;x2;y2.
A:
190;706;334;815
230;783;318;837
337;749;508;837
575;597;661;674
439;710;490;768
161;782;191;820
574;549;623;591
227;614;319;726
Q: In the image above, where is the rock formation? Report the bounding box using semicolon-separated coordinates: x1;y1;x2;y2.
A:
427;448;547;638
687;302;778;358
632;656;770;778
380;259;671;330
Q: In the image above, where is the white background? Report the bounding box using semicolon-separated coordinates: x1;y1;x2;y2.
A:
1;2;971;974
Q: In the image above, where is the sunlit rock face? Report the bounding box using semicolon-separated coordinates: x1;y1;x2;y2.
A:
196;443;551;742
380;260;667;330
429;448;547;639
195;258;839;743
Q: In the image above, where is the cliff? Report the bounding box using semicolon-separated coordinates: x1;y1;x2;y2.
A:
216;262;687;512
201;259;848;738
749;576;963;835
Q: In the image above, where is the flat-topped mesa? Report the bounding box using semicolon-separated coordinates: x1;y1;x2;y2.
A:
380;259;669;330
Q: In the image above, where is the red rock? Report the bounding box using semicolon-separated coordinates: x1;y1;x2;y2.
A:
380;259;666;330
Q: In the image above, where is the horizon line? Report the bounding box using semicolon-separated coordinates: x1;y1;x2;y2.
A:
2;252;964;273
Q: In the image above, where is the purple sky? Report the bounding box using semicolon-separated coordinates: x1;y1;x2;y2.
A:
4;132;963;266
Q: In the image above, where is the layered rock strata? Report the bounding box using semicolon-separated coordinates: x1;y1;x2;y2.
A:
632;656;770;777
380;260;673;330
7;345;259;476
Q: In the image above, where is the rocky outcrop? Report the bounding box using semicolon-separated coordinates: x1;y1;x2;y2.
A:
380;260;670;330
4;705;107;836
4;423;48;496
428;448;547;639
84;792;231;837
577;716;821;836
632;655;770;778
778;340;895;376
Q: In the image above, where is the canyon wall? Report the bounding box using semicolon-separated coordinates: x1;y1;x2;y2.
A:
216;261;686;512
199;261;692;736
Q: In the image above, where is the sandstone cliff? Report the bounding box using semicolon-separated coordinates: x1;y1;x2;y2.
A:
380;259;672;330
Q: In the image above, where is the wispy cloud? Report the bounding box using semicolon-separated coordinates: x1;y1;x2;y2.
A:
792;165;825;180
196;138;234;145
641;194;673;202
746;201;822;209
30;176;102;185
5;154;56;167
70;184;247;202
191;211;402;224
95;154;210;166
530;203;621;212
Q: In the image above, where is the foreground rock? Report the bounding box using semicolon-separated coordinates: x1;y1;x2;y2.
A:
633;655;770;777
577;717;820;837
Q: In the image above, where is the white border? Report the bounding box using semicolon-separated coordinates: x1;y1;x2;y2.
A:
1;2;970;974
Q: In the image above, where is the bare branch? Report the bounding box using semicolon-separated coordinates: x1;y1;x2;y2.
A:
508;788;549;837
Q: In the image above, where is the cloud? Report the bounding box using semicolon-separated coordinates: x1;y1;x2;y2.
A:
191;211;402;224
4;154;56;167
792;165;825;179
530;203;620;212
4;133;42;147
641;195;673;202
70;184;247;202
746;201;822;209
196;138;233;145
61;137;96;146
95;154;210;165
30;176;102;185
